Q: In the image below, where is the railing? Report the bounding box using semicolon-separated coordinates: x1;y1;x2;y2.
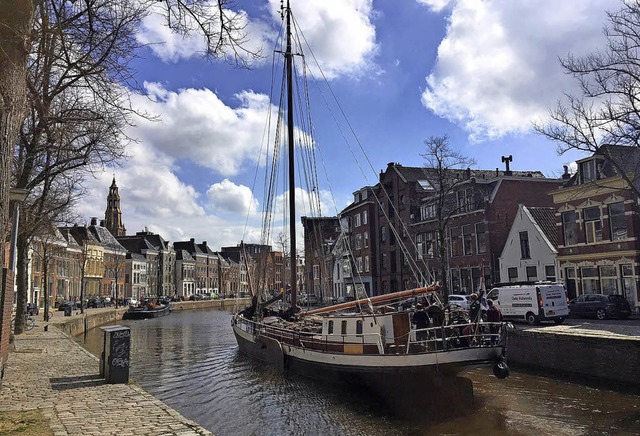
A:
234;315;506;356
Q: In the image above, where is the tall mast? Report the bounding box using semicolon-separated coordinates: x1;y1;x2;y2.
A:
285;0;297;307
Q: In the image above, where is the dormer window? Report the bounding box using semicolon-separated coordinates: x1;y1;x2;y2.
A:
579;159;598;183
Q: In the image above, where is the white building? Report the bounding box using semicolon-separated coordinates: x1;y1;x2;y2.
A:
499;204;559;283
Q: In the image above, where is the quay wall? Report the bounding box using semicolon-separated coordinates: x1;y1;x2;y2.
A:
55;298;252;336
507;328;640;386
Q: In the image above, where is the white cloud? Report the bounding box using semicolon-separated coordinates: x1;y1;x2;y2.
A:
207;179;259;215
267;0;378;79
417;0;454;13
132;83;273;177
421;0;620;142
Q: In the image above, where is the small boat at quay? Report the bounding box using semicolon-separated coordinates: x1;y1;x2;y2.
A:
123;303;171;320
231;0;509;412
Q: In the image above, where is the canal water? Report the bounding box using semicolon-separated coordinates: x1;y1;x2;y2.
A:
75;309;640;436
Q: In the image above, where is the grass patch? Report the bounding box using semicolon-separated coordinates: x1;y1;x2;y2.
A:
0;410;52;435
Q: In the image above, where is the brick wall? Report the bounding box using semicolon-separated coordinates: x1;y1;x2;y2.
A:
0;268;15;380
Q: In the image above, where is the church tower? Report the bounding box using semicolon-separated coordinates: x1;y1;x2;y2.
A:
105;177;126;237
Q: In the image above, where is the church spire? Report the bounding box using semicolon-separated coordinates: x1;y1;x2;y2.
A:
105;176;126;237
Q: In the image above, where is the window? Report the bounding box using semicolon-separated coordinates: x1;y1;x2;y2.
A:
579;159;597;183
364;256;370;272
426;231;437;258
463;225;474;255
416;233;424;260
457;190;466;212
562;211;578;245
581;266;600;293
526;266;537;281
363;231;369;248
450;269;460;293
313;265;320;279
519;231;530;259
508;267;518;282
621;264;637;301
363;211;368;225
475;222;487;254
609;202;627;240
599;265;617;294
380;225;387;242
545;265;556;282
450;227;461;257
583;207;602;243
355;234;362;250
382;253;387;269
421;203;436;220
355;213;361;227
355;257;363;273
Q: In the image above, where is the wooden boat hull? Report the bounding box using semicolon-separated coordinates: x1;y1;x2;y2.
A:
231;317;492;417
123;304;171;320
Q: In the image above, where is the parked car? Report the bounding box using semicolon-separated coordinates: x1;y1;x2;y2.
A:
447;294;471;310
87;297;105;308
568;294;632;320
57;301;75;311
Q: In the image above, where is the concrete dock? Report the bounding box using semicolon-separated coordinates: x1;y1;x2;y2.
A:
0;325;212;435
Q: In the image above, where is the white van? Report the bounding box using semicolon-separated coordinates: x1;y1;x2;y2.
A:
486;283;569;325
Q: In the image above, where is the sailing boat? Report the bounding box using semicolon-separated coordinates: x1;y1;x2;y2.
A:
231;0;509;398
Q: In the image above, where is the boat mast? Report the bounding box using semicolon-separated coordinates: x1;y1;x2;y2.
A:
285;0;297;307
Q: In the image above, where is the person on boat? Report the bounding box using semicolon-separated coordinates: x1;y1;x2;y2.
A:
468;293;482;323
486;299;503;344
412;304;430;341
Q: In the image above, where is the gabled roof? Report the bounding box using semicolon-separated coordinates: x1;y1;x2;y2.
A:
175;249;195;261
117;237;158;254
62;225;101;246
173;240;205;256
527;207;558;248
89;225;126;251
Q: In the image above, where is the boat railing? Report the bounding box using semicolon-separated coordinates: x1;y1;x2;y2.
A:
405;322;506;354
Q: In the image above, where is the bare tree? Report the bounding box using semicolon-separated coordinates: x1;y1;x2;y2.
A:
535;0;640;197
1;0;262;340
420;136;476;301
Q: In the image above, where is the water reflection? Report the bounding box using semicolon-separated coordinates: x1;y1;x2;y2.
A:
76;309;640;436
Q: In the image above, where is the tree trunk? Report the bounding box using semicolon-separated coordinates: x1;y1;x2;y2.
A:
0;0;33;340
13;234;29;335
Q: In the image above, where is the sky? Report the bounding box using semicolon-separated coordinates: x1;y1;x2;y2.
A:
76;0;622;251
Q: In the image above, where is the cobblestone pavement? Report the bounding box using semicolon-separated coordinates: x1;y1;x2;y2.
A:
0;327;213;436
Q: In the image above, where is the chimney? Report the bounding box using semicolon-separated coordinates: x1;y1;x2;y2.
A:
90;217;97;226
562;165;571;180
202;241;207;246
190;238;195;243
100;220;105;226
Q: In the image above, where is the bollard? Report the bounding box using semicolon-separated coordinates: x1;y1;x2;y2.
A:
100;325;131;383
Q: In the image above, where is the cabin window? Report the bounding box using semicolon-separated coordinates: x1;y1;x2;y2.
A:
562;211;578;245
609;202;627;240
583;207;602;244
341;320;348;335
328;320;334;334
356;320;363;336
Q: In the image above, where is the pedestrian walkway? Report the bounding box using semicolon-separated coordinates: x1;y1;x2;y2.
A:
0;327;213;436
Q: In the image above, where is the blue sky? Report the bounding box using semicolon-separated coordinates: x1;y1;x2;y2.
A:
77;0;620;250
